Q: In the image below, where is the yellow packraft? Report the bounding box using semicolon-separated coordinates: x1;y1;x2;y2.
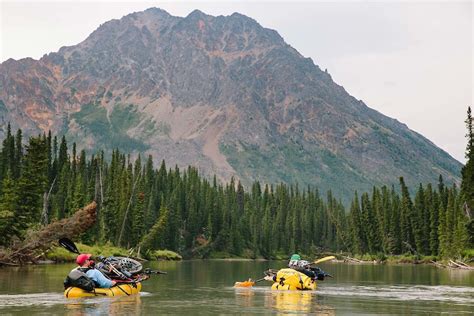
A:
271;268;316;291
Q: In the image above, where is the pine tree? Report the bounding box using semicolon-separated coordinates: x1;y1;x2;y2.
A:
429;189;440;255
0;172;20;245
399;177;415;253
389;186;402;254
348;193;361;254
139;204;170;253
16;136;48;225
13;128;23;179
413;184;426;254
460;106;474;247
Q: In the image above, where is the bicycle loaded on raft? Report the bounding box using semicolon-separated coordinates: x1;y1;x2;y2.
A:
60;238;166;298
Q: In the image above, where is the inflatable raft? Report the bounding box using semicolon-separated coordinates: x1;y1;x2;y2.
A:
270;268;316;291
64;283;142;298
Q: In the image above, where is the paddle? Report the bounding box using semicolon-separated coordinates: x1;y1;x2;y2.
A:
234;277;266;288
59;237;80;254
313;255;336;265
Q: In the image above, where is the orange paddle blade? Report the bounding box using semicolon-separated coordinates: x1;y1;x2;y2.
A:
234;279;255;288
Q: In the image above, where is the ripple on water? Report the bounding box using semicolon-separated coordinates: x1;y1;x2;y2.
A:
0;293;66;307
319;285;474;305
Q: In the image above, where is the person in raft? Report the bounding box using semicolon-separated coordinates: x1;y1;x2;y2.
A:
289;253;327;280
264;254;325;281
75;254;116;288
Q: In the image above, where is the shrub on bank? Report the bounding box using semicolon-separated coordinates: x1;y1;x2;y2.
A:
46;243;130;262
148;250;182;261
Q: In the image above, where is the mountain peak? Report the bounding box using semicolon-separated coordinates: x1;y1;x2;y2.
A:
0;8;462;203
186;9;211;20
143;7;171;16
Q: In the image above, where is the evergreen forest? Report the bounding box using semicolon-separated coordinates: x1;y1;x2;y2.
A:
0;107;473;260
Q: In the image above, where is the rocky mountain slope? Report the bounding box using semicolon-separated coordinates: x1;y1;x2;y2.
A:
0;8;462;201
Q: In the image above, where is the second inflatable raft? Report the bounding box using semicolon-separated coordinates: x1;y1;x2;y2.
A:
270;268;317;291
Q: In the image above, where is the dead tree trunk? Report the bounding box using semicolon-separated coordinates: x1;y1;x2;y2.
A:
41;177;57;226
0;201;97;266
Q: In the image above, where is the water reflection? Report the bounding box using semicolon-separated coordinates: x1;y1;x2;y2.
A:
1;262;473;315
65;295;142;316
263;291;335;315
234;288;255;307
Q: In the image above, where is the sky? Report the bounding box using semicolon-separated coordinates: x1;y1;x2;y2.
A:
1;0;472;163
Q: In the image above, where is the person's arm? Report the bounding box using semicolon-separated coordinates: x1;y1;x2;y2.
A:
86;269;116;288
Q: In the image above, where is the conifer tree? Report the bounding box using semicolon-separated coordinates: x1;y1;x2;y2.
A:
399;177;415;252
429;189;440;255
16;136;48;224
413;184;426;254
139;204;170;253
349;192;363;254
389;186;402;254
460;106;474;246
0;172;20;245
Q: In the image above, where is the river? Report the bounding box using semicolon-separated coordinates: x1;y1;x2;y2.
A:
0;260;473;315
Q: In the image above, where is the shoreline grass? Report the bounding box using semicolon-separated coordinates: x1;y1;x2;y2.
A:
42;244;474;266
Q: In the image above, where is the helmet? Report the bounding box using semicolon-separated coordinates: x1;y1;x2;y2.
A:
290;254;301;261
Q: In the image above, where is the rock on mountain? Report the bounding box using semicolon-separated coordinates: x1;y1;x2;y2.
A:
0;8;462;201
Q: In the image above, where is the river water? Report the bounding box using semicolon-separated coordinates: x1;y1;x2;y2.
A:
0;260;473;315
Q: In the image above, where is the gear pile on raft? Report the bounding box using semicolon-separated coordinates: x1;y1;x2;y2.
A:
235;254;334;291
60;238;166;298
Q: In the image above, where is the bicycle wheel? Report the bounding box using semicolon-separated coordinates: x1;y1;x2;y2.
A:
117;257;143;274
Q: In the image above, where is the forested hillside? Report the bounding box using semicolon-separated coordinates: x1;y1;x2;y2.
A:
0;110;472;258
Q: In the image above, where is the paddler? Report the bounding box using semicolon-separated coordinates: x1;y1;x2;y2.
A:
65;254;116;289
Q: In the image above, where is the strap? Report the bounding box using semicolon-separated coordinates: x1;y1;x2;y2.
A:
115;284;130;296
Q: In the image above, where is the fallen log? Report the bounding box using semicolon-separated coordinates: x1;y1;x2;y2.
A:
342;255;365;263
454;260;471;268
449;260;474;270
0;201;97;266
430;260;447;268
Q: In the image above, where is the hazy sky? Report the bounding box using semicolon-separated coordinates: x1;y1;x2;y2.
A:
1;0;472;163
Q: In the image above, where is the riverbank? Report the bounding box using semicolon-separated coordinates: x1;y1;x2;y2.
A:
19;242;474;267
45;243;182;262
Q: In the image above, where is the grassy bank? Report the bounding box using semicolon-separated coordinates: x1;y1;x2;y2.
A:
148;250;182;261
336;250;474;265
45;244;473;265
46;243;182;262
200;249;474;266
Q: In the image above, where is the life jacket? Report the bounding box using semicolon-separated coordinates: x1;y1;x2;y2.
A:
64;267;95;291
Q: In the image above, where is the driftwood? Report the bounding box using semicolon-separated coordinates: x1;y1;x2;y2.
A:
431;259;474;270
342;255;365;263
430;260;447;268
448;260;474;270
0;201;97;266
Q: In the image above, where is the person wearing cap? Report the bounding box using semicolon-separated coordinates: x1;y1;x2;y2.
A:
287;253;317;279
74;254;116;288
263;253;318;282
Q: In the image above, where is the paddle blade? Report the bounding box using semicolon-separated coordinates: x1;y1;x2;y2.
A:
234;279;255;288
58;237;80;254
314;255;336;264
